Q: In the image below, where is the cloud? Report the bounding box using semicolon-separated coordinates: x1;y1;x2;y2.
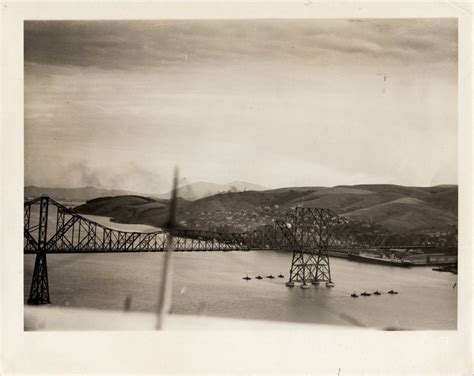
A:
24;19;458;190
25;159;168;194
24;19;457;72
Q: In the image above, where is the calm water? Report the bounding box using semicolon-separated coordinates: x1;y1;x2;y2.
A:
24;250;457;330
24;208;457;330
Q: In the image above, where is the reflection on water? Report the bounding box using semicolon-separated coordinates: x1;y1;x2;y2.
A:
24;250;457;330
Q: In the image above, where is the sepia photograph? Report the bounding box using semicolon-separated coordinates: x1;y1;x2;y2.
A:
22;18;460;332
1;1;472;374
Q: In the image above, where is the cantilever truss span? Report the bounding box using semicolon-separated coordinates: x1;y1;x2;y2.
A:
24;196;458;304
24;197;251;254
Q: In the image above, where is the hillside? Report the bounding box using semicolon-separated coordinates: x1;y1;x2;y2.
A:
73;184;458;234
342;197;457;233
75;195;189;225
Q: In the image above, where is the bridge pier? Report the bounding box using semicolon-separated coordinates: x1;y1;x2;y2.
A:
28;253;50;304
287;251;333;287
27;196;51;305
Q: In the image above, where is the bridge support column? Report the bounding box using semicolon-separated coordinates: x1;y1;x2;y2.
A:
287;248;332;287
28;196;50;305
287;251;317;286
315;246;333;287
28;253;50;304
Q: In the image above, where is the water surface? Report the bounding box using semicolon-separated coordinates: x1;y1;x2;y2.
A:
24;250;457;330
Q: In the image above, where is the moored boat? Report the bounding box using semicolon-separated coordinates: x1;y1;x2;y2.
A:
348;252;412;267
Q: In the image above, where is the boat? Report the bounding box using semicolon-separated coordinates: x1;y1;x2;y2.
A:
326;282;335;287
360;292;371;296
255;275;263;280
266;275;275;279
433;265;457;274
278;274;284;278
348;252;412;267
373;291;381;295
388;289;398;294
350;293;358;298
242;275;251;281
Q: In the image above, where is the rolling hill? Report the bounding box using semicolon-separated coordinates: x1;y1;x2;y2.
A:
74;195;189;225
342;197;457;233
73;184;458;234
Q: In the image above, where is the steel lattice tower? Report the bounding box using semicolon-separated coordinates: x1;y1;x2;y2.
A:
27;196;51;304
278;208;344;288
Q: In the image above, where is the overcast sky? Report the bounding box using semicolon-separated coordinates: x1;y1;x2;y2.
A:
25;19;457;194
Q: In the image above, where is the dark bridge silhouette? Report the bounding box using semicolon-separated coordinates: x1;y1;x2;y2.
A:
24;196;457;305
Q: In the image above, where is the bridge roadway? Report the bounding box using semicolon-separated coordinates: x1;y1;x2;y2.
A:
23;196;304;253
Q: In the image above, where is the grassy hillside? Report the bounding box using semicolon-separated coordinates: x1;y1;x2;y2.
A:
75;195;188;225
73;184;458;233
342;198;457;232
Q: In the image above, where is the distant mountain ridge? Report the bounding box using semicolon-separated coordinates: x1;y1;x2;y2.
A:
24;186;153;203
25;181;267;202
74;184;458;234
157;181;267;200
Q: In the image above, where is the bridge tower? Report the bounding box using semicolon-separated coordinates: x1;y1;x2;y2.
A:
278;208;339;288
28;196;51;304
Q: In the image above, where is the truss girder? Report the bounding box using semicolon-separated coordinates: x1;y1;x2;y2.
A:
24;197;458;254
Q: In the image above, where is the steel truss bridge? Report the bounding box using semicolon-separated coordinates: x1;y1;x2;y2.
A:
24;196;457;304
